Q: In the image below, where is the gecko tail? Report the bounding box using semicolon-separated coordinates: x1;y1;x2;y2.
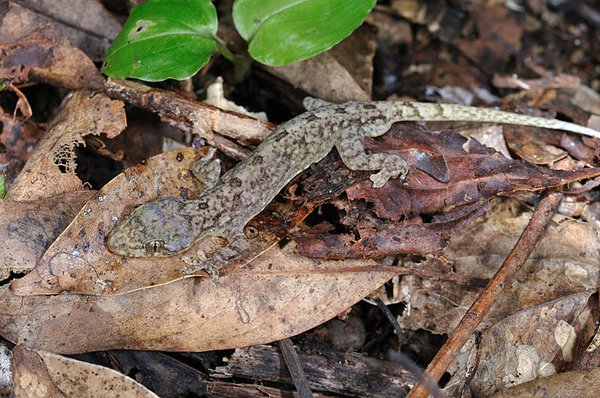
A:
400;102;600;140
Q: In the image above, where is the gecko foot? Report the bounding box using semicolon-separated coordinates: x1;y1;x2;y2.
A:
369;156;409;188
192;147;221;189
182;251;221;282
180;233;248;282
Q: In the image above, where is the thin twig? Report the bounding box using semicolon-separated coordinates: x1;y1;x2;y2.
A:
460;331;482;397
278;338;313;398
375;298;408;345
407;191;563;398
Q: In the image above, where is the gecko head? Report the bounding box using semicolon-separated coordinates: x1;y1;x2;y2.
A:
107;198;196;257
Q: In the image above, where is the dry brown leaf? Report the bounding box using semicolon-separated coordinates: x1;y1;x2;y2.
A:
11;345;158;398
0;29;104;90
445;291;595;397
0;0;120;62
490;366;600;398
0;191;93;280
265;24;375;102
397;199;600;335
6;90;125;201
499;88;600;167
0;107;44;182
504;125;569;166
455;5;524;74
1;242;397;354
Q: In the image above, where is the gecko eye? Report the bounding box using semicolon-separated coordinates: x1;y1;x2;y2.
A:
144;240;165;255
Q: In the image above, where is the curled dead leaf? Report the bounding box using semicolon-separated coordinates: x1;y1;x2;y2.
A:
6;90;126;201
0;0;121;62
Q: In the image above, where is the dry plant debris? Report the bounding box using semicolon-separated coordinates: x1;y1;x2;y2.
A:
1;1;600;397
11;345;158;397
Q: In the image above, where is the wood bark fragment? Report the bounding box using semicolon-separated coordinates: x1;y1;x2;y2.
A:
103;78;275;148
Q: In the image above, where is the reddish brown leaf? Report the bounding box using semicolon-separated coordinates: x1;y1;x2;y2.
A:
295;123;600;260
294;202;487;259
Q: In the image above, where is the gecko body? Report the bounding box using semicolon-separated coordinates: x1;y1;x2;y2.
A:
107;99;600;275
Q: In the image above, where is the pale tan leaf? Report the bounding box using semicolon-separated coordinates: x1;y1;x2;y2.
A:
445;291;595;397
490;366;600;398
10;148;213;296
11;345;158;398
0;191;93;280
0;243;397;353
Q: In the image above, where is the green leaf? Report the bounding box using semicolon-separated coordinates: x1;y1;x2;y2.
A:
0;174;5;199
103;0;218;81
233;0;376;66
0;78;12;91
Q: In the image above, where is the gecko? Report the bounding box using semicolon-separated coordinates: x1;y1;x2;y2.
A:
107;98;600;277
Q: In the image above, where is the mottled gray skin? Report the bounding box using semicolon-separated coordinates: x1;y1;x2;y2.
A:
107;99;600;276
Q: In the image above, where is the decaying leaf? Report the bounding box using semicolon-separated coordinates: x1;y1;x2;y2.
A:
9;148;209;295
295;123;600;260
0;0;115;88
0;191;93;280
6;90;126;201
397;199;600;335
1;241;398;354
0;29;103;90
11;345;158;398
490;366;600;398
445;291;596;396
0;0;121;62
